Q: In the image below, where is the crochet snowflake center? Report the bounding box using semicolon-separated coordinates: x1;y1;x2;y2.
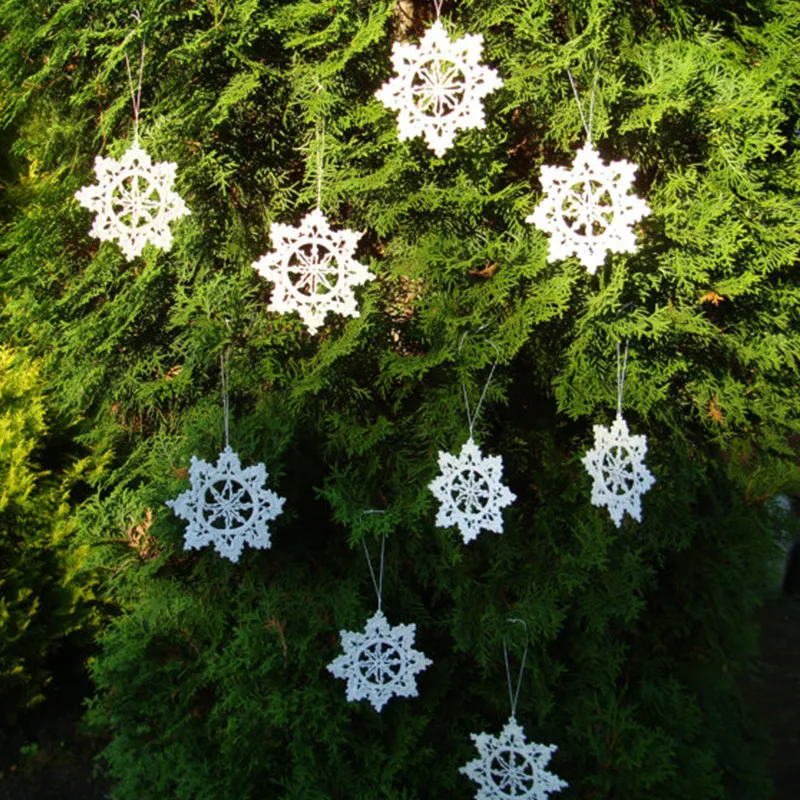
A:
460;716;568;800
581;414;655;528
429;437;516;544
376;19;502;157
74;141;189;260
252;208;374;333
327;610;432;712
166;446;285;562
527;142;649;273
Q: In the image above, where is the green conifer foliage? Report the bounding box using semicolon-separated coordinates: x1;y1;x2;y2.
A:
0;348;96;728
0;0;798;796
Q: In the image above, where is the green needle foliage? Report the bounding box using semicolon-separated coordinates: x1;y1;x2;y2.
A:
0;347;97;730
1;0;798;797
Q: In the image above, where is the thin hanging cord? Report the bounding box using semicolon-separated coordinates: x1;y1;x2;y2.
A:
588;53;599;139
314;83;326;211
616;339;630;418
503;618;529;719
458;331;501;440
362;532;386;613
220;347;232;448
566;62;599;142
124;13;146;143
433;0;444;20
316;116;325;210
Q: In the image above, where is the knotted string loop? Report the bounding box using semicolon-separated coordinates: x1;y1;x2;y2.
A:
458;329;500;440
314;83;326;210
503;618;529;719
566;57;599;142
616;339;630;419
361;516;387;613
220;319;232;448
124;11;146;143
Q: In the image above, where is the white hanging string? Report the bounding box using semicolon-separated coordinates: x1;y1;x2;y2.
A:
433;0;444;20
616;339;630;419
124;12;146;143
316;117;325;210
220;330;232;449
503;618;529;719
566;59;599;143
314;84;326;211
361;526;387;613
458;330;500;440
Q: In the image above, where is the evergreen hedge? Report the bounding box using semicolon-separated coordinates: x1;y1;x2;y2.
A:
1;0;798;797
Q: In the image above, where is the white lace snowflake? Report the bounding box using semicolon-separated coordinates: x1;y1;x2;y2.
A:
166;446;285;563
526;142;649;273
74;140;190;261
252;207;374;334
327;609;432;712
429;437;516;544
376;19;502;157
581;413;655;528
460;715;568;800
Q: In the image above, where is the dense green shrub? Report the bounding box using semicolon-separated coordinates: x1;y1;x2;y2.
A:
0;347;95;729
1;0;798;797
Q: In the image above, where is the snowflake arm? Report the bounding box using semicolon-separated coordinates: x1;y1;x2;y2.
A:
581;413;655;527
460;715;568;799
327;610;432;712
74;141;190;260
166;447;285;562
251;208;374;334
376;19;502;157
526;143;649;272
429;437;516;543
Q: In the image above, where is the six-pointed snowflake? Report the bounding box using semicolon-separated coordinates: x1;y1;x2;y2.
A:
74;141;190;261
460;715;568;800
252;207;374;334
429;437;516;544
376;19;502;157
581;413;655;528
526;142;649;273
166;446;285;563
327;609;432;712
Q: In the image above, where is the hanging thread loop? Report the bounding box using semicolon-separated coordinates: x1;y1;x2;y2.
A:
503;618;529;719
616;339;630;419
458;329;501;440
314;84;326;211
221;320;232;449
124;12;146;143
433;0;444;20
566;58;599;143
361;520;387;613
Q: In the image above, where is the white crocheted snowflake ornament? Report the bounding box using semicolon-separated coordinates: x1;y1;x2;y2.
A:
376;19;502;157
581;413;655;528
429;437;516;544
74;140;190;261
460;715;568;800
166;446;285;563
252;207;374;334
526;142;649;273
327;609;432;712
